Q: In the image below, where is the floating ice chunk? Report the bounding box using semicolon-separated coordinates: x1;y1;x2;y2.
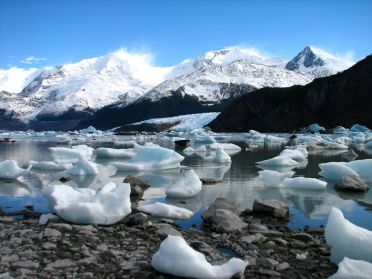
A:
0;160;31;179
264;135;287;144
257;156;298;167
111;144;184;171
329;257;372;279
27;160;72;171
39;213;59;225
350;124;371;133
282;177;327;190
334;136;352;146
66;157;99;176
43;182;131;225
280;148;307;161
195;135;216;144
258;170;295;187
183;147;195;155
166;169;202;198
195;145;207;153
50;145;94;163
306;123;326;133
152;235;248;279
204;147;231;163
95;147;135;158
365;141;372;149
138;202;193;219
210;143;241;151
319;159;372;182
325;207;372;264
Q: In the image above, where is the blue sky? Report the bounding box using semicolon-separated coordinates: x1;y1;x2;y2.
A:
0;0;371;68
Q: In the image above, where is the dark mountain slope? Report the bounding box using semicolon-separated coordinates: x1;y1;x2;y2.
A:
208;55;372;132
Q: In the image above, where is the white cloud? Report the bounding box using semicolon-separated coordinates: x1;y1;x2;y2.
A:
20;56;47;64
0;67;42;93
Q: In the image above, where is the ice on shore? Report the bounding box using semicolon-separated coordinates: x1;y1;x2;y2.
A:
282;177;327;190
0;160;31;179
329;257;372;279
50;144;94;163
319;159;372;182
204;147;231;163
325;207;372;264
258;170;295;187
43;182;131;225
39;213;59;225
151;235;248;279
27;160;72;171
111;144;184;171
137;202;193;219
95;147;135;158
166;169;202;198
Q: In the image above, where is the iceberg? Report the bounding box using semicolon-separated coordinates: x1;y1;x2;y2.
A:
258;170;295;187
325;207;372;264
27;160;72;171
0;160;31;179
66;157;99;176
137;202;193;219
329;257;372;279
319;159;372;182
50;144;94;163
282;177;327;190
166;169;202;198
204;147;231;163
95;147;135;158
43;182;131;225
152;235;248;279
111;144;184;171
257;156;298;167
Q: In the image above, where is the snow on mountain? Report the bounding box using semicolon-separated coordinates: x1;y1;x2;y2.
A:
0;49;173;121
141;59;312;103
286;46;355;78
0;67;42;93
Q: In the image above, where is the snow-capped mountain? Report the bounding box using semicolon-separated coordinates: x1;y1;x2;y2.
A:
286;46;355;78
0;49;172;121
142;59;312;104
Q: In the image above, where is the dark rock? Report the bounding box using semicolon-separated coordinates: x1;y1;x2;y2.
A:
200;178;223;184
174;139;190;147
202;198;240;221
211;209;247;232
252;199;289;218
123;175;150;202
335;175;369;192
59;177;71;183
126;212;148;226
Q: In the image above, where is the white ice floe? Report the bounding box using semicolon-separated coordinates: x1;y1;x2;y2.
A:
257;146;308;167
210;143;241;155
258;170;295;187
137;202;193;219
183;147;195;155
325;207;372;264
66;156;99;176
95;147;135;158
329;257;372;279
204;147;231;163
27;160;72;171
111;144;184;171
0;160;31;179
39;213;59;225
50;144;94;163
43;182;131;225
195;145;207;153
166;169;202;198
151;235;248;279
319;159;372;182
282;177;327;190
195;134;216;144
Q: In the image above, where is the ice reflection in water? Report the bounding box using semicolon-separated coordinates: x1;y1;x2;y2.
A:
0;136;372;230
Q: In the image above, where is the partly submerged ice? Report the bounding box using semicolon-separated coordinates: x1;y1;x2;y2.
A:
151;235;248;279
27;160;72;171
258;170;294;187
137;202;193;219
95;147;135;158
329;257;372;279
50;145;94;163
325;207;372;264
319;159;372;182
282;177;327;190
257;146;307;168
204;147;231;163
111;144;184;171
166;169;202;198
0;160;31;180
43;182;131;225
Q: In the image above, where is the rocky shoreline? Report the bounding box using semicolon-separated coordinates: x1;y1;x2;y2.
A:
0;203;337;279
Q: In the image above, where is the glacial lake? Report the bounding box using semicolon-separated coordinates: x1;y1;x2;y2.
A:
1;133;372;231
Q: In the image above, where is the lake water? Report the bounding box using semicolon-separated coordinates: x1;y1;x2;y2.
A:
1;134;372;231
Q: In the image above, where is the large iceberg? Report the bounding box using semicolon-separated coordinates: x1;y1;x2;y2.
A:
325;207;372;264
329;257;372;279
95;147;135;158
166;169;202;198
43;182;131;225
0;160;31;179
137;202;193;219
152;235;248;279
111;144;184;171
319;159;372;182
